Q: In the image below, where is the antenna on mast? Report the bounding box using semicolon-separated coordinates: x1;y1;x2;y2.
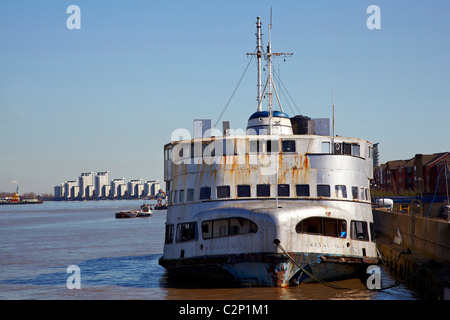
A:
333;85;335;135
256;17;263;111
267;7;273;120
332;85;335;150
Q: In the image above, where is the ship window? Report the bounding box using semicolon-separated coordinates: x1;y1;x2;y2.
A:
266;139;279;153
298;217;321;234
352;144;360;157
317;184;330;197
176;222;198;243
249;139;260;153
321;142;330;153
229;218;258;235
352;186;359;200
335;185;347;198
223;138;235;156
295;217;347;238
199;187;211;200
360;188;365;200
173;190;178;203
282;140;296;152
278;184;290;197
202;221;212;239
202;218;258;239
257;184;270;197
237;185;251;197
217;185;230;199
296;184;310;197
343;143;352;155
164;147;171;161
350;220;369;241
187;188;194;202
164;224;174;244
213;219;229;238
365;188;370;201
234;138;246;156
179;190;184;203
370;222;375;242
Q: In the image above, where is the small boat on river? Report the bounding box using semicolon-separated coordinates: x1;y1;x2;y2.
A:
137;203;153;217
115;203;153;219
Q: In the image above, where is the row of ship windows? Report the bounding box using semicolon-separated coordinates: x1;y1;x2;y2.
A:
165;140;372;159
169;184;370;204
164;217;375;244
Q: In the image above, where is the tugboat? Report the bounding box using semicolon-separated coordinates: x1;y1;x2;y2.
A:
158;16;379;287
137;203;153;217
0;186;43;205
154;198;168;210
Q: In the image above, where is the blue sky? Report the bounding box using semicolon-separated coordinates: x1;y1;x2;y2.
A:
1;0;449;194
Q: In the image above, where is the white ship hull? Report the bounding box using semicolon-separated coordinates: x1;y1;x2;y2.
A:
160;195;379;286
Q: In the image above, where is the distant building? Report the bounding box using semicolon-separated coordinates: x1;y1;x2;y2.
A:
110;178;126;197
95;171;109;197
144;180;160;197
372;143;379;168
152;181;161;195
86;185;95;198
54;183;65;199
118;183;127;197
79;172;94;198
54;171;163;200
373;152;450;195
64;180;79;199
128;179;143;198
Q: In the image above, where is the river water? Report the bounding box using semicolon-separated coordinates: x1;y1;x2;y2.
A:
0;200;420;300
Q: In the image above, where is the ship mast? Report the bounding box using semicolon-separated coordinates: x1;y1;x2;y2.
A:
245;14;294;138
267;10;273;121
247;14;293;123
256;17;263;111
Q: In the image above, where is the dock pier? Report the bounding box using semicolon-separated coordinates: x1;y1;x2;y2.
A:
373;208;450;299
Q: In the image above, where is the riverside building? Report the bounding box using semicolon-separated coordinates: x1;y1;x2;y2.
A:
54;172;162;200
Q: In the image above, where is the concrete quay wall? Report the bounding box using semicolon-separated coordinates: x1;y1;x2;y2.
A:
372;209;450;264
373;209;450;299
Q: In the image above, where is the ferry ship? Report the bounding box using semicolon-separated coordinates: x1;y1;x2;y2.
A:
159;17;379;287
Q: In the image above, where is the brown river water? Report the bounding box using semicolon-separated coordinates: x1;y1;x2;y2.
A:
0;200;420;301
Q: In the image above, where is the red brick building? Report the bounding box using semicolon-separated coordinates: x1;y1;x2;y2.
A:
373;152;450;196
